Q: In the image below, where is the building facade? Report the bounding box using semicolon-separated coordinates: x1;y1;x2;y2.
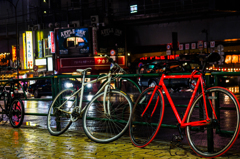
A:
0;0;240;77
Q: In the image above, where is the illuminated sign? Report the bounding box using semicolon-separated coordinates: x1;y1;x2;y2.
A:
225;54;240;64
48;34;51;49
0;52;10;66
191;43;196;49
60;56;125;68
140;55;180;61
47;57;53;71
210;41;215;48
58;28;89;55
35;59;46;66
37;31;43;57
179;44;183;50
12;45;17;62
232;55;238;63
50;31;55;53
22;33;27;69
26;31;33;69
130;5;137;13
198;40;203;50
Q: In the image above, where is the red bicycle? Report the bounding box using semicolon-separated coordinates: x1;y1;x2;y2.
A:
129;53;240;158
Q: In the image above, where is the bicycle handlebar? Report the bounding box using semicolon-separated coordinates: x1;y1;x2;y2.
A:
200;53;221;73
105;55;126;74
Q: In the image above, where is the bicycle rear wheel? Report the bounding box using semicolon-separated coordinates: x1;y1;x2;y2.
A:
83;89;132;143
129;87;164;147
186;87;240;158
9;98;25;128
47;89;76;136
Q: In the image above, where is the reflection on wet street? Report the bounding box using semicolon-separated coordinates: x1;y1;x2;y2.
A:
0;125;211;159
1;85;240;158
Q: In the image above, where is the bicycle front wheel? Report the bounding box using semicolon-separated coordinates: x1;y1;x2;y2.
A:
9;98;25;128
129;87;164;147
83;89;132;143
186;87;240;158
47;89;77;136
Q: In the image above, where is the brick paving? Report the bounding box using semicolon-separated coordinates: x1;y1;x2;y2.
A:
0;125;240;159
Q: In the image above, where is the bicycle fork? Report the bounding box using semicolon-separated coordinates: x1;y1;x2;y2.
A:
103;83;111;116
141;86;160;117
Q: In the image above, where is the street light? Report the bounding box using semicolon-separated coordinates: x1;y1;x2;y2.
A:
6;0;20;79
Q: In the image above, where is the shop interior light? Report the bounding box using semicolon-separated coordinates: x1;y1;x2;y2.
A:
224;38;240;42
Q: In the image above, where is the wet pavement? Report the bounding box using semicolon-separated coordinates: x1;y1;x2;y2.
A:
1;124;240;159
1;85;240;158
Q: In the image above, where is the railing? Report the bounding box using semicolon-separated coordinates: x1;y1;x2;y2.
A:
0;71;238;124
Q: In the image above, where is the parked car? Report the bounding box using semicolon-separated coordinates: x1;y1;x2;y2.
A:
28;78;82;98
28;79;52;98
138;59;201;92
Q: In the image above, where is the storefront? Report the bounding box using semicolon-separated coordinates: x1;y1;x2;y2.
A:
54;27;127;74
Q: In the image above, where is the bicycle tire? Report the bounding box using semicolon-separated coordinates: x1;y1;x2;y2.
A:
129;87;165;147
0;104;8;125
47;89;76;136
9;98;25;128
186;87;240;158
82;89;132;143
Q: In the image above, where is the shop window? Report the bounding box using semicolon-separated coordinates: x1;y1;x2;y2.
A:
65;37;84;48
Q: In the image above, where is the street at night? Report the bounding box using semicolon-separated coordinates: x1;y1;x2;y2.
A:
0;85;240;158
1;0;240;158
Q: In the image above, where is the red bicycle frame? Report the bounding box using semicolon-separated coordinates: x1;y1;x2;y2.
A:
141;72;218;128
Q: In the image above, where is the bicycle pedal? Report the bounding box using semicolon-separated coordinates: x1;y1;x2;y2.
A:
172;134;183;142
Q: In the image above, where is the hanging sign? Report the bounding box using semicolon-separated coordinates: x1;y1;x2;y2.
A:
50;31;55;53
26;31;33;69
210;41;215;48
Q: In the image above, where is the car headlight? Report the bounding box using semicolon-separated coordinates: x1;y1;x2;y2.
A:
64;82;73;88
87;83;92;88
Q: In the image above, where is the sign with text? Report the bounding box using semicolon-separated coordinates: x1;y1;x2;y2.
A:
22;33;27;69
197;40;203;50
26;31;33;69
60;56;125;68
12;45;17;62
210;41;215;48
37;31;43;57
140;55;179;61
191;43;196;49
179;44;183;50
0;52;10;66
58;28;89;55
50;31;55;53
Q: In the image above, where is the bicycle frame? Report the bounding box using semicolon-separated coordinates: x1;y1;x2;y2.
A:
142;72;218;128
77;70;113;114
58;69;114;120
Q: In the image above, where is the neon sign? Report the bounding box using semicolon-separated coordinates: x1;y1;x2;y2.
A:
12;45;16;62
140;55;180;61
50;31;55;53
26;31;33;69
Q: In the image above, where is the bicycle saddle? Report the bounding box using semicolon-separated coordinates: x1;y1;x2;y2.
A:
76;68;92;73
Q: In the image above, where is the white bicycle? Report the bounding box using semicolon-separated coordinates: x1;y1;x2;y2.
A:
47;55;133;143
